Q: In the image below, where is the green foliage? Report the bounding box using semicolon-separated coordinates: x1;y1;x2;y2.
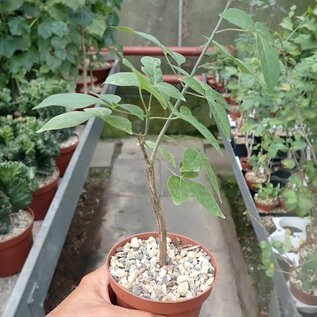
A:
0;88;14;116
0;161;36;234
0;191;12;234
16;77;74;118
259;240;275;277
0;116;60;177
0;0;122;87
257;183;279;201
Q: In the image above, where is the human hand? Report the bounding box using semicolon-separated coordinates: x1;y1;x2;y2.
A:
46;264;162;317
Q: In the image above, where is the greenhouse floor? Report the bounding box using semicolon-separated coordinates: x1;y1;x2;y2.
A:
83;136;258;317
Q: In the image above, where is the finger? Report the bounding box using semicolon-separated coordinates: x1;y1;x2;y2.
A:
108;304;165;317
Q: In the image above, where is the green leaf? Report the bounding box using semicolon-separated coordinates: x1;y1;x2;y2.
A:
255;22;274;44
87;14;107;37
172;106;222;155
83;107;112;117
281;158;296;169
38;21;54;39
104;72;139;86
205;89;231;139
38;111;97;132
34;93;101;110
103;115;132;135
200;153;221;200
45;54;62;70
180;148;203;172
117;104;144;120
0;36;29;58
0;0;23;12
145;141;176;167
167;176;191;205
8;16;29;36
212;41;254;74
122;59;168;109
141;56;163;84
98;94;121;104
173;66;205;95
256;34;280;91
116;26;186;65
54;0;86;10
188;181;225;218
220;8;255;31
52;21;68;37
268;143;287;158
155;82;185;101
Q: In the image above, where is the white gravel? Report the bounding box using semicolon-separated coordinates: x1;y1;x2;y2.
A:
109;236;215;301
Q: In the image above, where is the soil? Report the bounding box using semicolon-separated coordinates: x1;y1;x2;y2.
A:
218;174;272;315
60;134;79;150
37;169;59;189
44;167;111;313
0;209;32;242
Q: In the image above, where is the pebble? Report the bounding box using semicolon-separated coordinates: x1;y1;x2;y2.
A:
131;237;140;248
177;282;189;296
109;237;215;302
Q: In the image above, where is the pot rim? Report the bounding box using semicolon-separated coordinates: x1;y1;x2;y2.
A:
106;231;219;306
32;168;60;196
0;207;34;250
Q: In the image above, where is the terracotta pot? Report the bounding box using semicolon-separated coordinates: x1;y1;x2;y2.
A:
76;76;98;93
229;107;240;120
240;157;252;170
29;169;60;220
0;208;34;277
245;172;267;190
91;62;113;84
254;194;279;212
106;232;219;317
56;135;79;176
290;282;317;306
207;78;223;92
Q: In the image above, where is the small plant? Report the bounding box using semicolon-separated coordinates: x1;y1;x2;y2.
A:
0;116;60;178
257;183;279;201
281;174;314;217
16;77;74;119
34;6;281;268
0;161;37;234
0;87;15;116
291;252;317;295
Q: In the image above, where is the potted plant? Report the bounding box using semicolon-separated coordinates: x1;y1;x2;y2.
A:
0;116;60;219
34;6;282;316
0;161;37;276
254;182;279;212
245;152;269;191
289;250;317;305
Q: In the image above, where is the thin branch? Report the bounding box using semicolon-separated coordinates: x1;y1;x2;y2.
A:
216;28;249;34
150;0;233;162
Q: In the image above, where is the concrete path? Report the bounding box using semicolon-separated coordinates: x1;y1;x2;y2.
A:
88;137;258;317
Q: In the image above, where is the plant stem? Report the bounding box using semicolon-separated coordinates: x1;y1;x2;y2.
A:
150;0;232;163
142;0;232;266
216;28;249;34
82;35;88;94
138;137;167;266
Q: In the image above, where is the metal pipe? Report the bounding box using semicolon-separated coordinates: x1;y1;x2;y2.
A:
100;46;216;56
178;0;183;47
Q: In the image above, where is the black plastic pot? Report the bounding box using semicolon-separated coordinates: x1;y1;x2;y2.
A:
231;137;248;157
270;168;292;187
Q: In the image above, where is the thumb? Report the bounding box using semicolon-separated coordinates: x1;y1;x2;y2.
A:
110;305;165;317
